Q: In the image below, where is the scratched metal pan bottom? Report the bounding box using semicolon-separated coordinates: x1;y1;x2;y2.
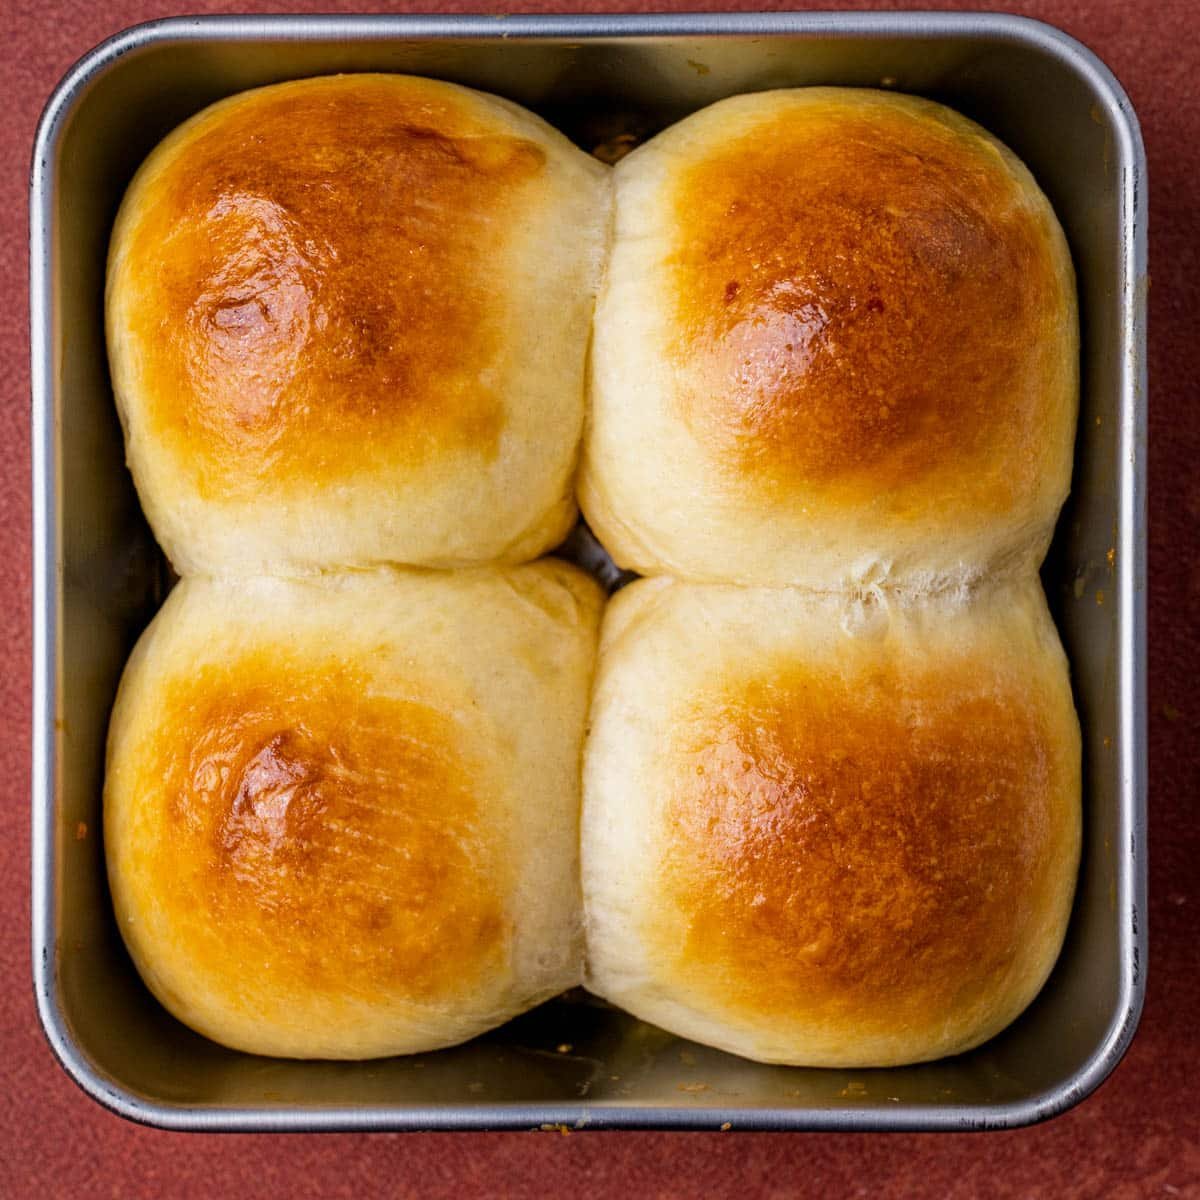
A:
30;12;1146;1132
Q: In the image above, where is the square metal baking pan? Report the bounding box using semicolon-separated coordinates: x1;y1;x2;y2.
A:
30;12;1147;1132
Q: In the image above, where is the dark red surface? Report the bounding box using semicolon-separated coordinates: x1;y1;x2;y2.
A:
4;1;1197;1195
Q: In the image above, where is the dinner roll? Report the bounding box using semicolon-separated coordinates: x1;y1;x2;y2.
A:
582;88;1077;588
582;576;1080;1067
105;562;602;1059
107;74;609;576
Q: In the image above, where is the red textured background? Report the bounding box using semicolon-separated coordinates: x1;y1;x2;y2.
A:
4;1;1197;1195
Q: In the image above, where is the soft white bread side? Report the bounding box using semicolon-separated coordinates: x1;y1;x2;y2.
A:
106;562;602;1058
582;576;1081;1066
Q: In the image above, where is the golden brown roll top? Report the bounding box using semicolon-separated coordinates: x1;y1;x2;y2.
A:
117;78;535;482
582;88;1078;588
106;563;603;1058
671;94;1067;497
131;664;506;1012
582;577;1081;1066
107;74;609;574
